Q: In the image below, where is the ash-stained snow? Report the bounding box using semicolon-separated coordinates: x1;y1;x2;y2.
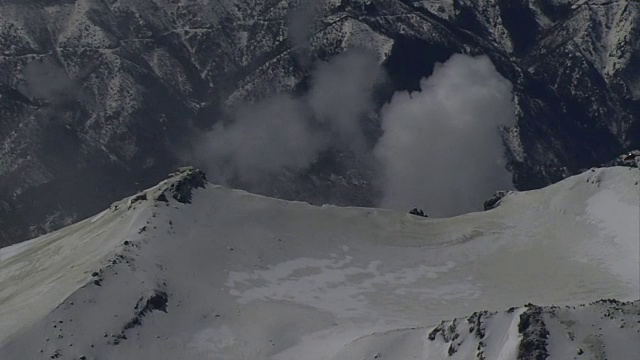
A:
0;194;149;343
584;186;640;287
0;166;638;359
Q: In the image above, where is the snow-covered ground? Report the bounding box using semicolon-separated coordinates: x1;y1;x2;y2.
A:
0;166;638;359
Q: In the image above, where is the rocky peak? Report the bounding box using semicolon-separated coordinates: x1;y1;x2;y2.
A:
159;167;207;204
124;167;207;210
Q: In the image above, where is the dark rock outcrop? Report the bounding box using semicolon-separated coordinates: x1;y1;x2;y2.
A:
483;191;510;211
118;290;169;342
409;208;428;217
602;150;640;168
161;167;207;204
517;305;550;360
0;0;638;247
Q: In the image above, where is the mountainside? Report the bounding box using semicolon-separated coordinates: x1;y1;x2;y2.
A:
0;166;638;359
339;300;640;360
1;0;639;246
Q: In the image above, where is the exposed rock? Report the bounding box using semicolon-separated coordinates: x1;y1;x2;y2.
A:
483;191;510;211
0;0;638;249
467;311;488;339
517;305;550;360
118;290;169;343
408;208;428;217
156;167;207;204
602;150;640;168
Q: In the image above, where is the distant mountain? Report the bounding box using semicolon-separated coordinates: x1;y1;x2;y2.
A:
1;0;639;246
0;166;638;358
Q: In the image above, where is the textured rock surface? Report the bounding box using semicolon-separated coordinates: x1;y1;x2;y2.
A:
1;0;638;246
426;299;640;360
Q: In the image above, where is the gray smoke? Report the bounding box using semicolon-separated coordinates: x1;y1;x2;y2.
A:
374;54;516;217
307;49;384;151
196;49;383;186
200;94;324;184
195;51;516;216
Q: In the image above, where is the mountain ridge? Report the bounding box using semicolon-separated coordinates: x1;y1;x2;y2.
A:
0;0;638;246
0;165;638;358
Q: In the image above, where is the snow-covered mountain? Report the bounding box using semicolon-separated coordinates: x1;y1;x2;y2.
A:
1;0;639;246
351;300;640;359
1;166;638;359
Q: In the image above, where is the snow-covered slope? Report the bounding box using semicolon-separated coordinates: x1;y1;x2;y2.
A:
340;299;640;360
0;166;638;359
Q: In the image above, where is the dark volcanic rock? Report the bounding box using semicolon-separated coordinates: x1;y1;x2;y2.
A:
120;290;168;341
0;0;638;247
602;150;640;168
409;208;428;217
161;167;207;204
518;305;550;360
483;190;510;211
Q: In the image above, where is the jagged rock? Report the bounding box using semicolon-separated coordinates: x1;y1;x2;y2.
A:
157;167;207;204
517;305;550;360
602;150;640;168
467;311;488;339
141;291;169;314
119;290;169;342
409;208;428;217
483;191;510;211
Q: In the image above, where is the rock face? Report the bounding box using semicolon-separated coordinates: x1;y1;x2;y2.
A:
1;0;639;246
603;150;640;168
517;305;550;360
409;208;428;217
161;167;207;204
483;190;511;211
425;300;640;360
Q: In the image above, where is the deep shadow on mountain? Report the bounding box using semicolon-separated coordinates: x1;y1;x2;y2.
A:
0;0;637;246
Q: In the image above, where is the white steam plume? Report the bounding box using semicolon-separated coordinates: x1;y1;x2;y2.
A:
307;49;384;151
196;49;383;186
374;54;516;216
200;94;324;184
195;52;515;216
